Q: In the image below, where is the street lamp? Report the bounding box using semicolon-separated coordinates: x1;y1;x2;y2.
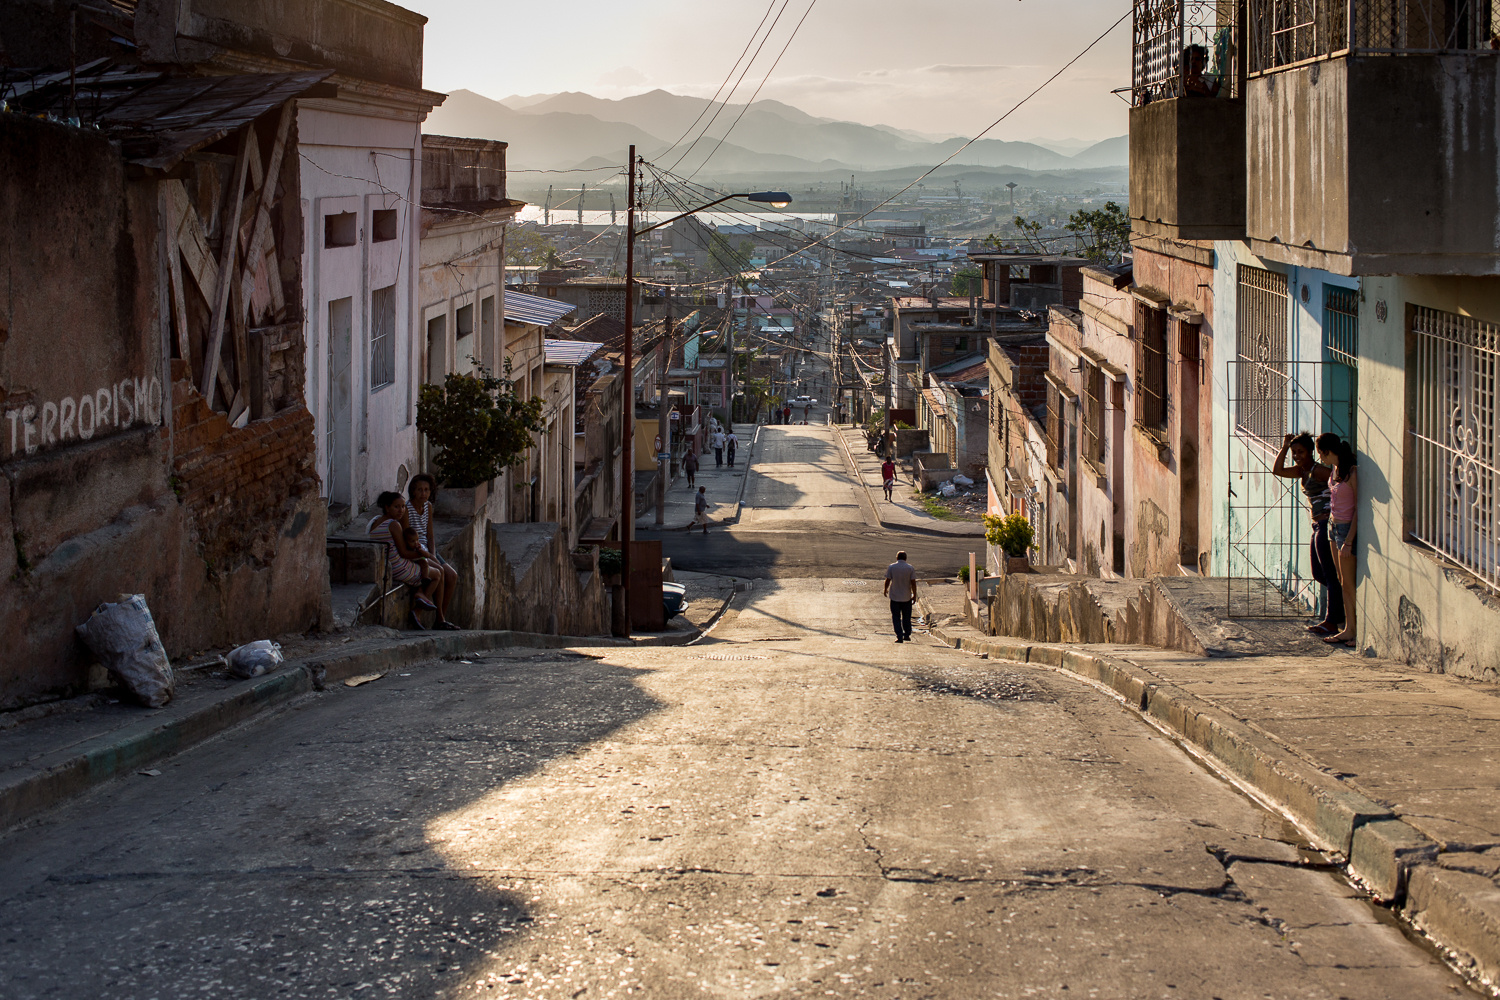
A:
617;145;790;636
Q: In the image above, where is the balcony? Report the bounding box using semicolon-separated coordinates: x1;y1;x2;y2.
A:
1128;1;1246;240
1244;0;1500;275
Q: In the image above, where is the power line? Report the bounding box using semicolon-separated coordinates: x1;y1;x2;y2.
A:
685;0;819;180
667;0;793;173
655;0;781;161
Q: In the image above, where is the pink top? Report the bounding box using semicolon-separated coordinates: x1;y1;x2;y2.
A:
1329;472;1356;523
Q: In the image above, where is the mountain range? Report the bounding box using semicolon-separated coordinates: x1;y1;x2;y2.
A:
424;89;1127;178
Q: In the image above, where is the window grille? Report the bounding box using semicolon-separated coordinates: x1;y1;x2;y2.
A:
1324;286;1359;367
1046;379;1062;469
1084;361;1106;467
1138;305;1169;429
1132;0;1239;104
369;285;396;390
1235;265;1289;443
1248;0;1500;72
1409;306;1500;592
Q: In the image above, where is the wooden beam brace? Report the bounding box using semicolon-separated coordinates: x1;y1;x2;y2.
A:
200;126;253;405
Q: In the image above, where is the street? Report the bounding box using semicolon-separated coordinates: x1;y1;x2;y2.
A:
0;424;1476;999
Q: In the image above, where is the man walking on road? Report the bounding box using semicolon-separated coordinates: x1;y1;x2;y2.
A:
881;457;897;501
692;486;711;535
884;550;918;642
726;429;739;467
711;427;725;468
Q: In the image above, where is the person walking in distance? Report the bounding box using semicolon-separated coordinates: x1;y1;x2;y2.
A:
782;403;792;425
692;486;711;535
884;550;918;643
711;426;726;468
881;457;897;501
683;447;699;488
726;428;739;467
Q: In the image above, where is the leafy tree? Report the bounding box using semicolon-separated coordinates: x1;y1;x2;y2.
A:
1010;216;1046;253
950;266;982;297
708;233;752;275
1066;201;1131;263
416;366;545;488
506;227;559;268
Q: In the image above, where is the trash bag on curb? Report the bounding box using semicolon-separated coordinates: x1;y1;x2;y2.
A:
939;482;958;497
951;474;974;487
226;640;284;679
75;595;174;708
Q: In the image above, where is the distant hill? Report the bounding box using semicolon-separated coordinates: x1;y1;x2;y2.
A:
426;88;1127;175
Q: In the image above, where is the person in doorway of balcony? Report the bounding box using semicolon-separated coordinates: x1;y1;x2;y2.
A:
404;474;461;629
1182;44;1221;98
1321;434;1359;647
1274;433;1343;637
881;457;897;501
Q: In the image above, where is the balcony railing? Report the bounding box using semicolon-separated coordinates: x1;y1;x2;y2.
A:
1133;0;1239;104
1248;0;1500;72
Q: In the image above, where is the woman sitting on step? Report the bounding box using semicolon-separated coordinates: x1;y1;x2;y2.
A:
369;491;456;630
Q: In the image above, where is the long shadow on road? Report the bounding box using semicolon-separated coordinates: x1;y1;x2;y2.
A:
0;651;663;1000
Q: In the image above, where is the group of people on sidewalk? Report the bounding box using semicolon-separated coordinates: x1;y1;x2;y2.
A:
367;475;463;631
1274;431;1360;647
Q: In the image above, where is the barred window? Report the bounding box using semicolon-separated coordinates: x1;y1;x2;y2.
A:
1409;306;1500;591
369;284;396;391
1248;0;1500;72
1137;304;1169;429
1046;379;1062;469
1235;264;1289;443
1083;361;1106;468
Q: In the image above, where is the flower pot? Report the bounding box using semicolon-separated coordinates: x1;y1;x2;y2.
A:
572;551;596;572
435;481;488;519
1004;555;1030;574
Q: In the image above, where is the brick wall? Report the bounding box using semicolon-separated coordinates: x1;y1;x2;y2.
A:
170;360;317;571
1002;343;1051;411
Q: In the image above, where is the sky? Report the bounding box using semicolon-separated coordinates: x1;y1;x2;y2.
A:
414;0;1132;143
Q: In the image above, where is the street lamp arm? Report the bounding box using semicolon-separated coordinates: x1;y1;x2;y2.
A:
633;191;792;236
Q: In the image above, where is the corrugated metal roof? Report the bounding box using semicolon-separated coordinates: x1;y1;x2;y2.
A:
545;339;604;366
506;291;577;327
2;62;335;169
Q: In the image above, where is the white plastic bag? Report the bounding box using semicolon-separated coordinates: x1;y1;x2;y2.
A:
76;595;174;708
225;640;284;679
952;474;974;487
939;482;958;497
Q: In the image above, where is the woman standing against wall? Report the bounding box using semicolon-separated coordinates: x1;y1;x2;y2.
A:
1273;432;1342;636
1320;433;1359;648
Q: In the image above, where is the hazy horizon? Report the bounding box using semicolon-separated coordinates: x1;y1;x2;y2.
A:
412;0;1131;144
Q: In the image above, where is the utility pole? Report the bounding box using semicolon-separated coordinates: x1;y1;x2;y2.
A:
619;146;636;637
655;289;673;526
543;185;552;226
578;183;586;227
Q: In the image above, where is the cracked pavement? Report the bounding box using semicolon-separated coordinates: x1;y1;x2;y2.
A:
0;425;1481;998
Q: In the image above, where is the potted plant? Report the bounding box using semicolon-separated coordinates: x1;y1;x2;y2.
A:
984;512;1034;574
416;366;544;517
597;545;624;587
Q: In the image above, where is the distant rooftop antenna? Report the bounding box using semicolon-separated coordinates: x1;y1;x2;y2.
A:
543;185;553;226
578;183;586;226
611;192;617;226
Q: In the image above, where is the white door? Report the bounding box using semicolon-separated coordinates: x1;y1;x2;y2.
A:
327;296;354;506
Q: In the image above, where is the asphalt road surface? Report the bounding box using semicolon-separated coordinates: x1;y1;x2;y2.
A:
0;422;1477;999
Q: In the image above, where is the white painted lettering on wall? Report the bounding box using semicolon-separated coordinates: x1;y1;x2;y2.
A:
5;375;162;459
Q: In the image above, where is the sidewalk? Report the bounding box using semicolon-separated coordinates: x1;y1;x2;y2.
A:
636;428;756;532
917;579;1500;986
833;426;985;538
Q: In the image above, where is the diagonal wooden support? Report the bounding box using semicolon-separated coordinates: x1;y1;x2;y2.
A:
199;126;253;407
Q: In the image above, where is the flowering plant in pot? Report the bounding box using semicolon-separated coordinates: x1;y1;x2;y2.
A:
416;365;544;505
983;513;1034;573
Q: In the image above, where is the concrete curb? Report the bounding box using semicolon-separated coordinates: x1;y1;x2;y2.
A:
0;629;618;832
829;425;985;539
923;622;1500;987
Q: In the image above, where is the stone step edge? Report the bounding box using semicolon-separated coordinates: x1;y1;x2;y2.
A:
0;629;626;833
929;626;1500;987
